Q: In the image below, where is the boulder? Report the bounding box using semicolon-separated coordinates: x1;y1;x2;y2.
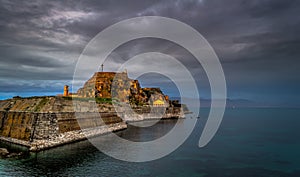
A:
6;152;17;158
0;148;9;156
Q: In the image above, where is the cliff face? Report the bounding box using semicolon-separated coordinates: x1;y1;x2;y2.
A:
76;72;169;106
77;72;132;100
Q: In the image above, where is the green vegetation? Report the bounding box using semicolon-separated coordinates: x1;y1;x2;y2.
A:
24;96;55;100
12;96;22;99
62;96;73;100
95;97;112;104
33;97;49;112
61;96;113;104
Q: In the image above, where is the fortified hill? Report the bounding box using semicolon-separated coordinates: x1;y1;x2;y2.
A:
69;71;170;107
0;70;186;151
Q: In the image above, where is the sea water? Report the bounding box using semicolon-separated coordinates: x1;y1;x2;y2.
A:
0;108;299;176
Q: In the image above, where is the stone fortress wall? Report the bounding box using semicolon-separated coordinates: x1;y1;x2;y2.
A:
0;97;126;151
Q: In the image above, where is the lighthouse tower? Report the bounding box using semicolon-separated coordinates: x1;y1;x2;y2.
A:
63;85;69;96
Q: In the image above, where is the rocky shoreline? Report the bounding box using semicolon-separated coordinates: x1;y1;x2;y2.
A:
30;122;127;151
0;147;25;158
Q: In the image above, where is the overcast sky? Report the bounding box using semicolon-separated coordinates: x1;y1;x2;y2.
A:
0;0;299;106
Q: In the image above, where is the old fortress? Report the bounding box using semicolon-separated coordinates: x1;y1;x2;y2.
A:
0;67;185;152
61;70;170;107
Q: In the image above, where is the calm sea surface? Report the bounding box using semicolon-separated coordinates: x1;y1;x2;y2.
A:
1;108;300;177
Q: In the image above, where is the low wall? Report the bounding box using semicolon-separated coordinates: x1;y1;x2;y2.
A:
122;107;184;122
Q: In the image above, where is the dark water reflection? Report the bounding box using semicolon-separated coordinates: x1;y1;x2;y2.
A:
117;119;178;142
1;108;300;177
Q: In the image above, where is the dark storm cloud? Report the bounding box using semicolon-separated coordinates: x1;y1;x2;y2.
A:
0;0;299;105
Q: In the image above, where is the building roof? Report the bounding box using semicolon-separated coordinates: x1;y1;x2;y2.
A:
153;99;165;105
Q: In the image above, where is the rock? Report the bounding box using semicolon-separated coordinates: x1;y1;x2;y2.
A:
0;148;9;156
6;152;17;158
18;152;23;156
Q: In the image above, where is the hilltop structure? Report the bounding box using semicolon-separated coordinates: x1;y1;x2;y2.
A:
63;71;170;107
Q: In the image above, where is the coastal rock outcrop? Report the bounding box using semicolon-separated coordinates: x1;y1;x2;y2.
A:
0;148;9;156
